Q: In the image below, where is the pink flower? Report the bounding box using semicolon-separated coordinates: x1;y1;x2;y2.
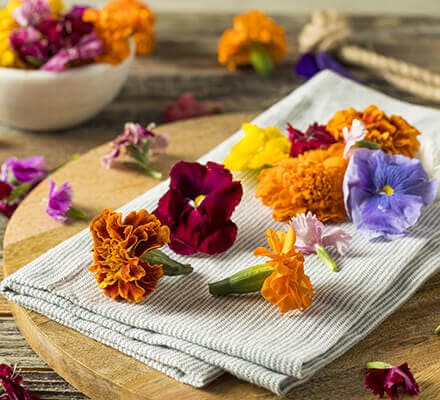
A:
0;156;47;184
153;161;243;255
363;362;419;400
0;363;40;400
287;122;336;157
164;93;224;122
46;180;86;222
102;122;168;180
343;119;367;158
291;212;351;271
13;0;52;27
41;32;104;71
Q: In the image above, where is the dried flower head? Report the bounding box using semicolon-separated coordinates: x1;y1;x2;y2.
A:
326;105;420;158
256;143;348;223
89;208;170;303
218;10;287;75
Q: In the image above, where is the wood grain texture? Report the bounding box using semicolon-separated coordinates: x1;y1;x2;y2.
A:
1;12;440;400
2;113;440;400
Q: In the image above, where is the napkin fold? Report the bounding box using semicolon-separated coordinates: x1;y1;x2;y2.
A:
2;71;439;396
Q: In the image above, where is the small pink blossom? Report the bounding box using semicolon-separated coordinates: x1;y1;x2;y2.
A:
343;119;367;158
291;212;351;271
164;93;224;122
102;122;168;179
13;0;52;27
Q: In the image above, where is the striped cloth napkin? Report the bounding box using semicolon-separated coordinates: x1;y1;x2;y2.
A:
2;71;439;396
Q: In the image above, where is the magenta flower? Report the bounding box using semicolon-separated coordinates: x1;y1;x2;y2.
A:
0;156;47;184
41;32;103;71
13;0;52;27
154;161;243;255
0;363;40;400
287;122;336;157
344;149;438;240
102;122;168;179
291;212;351;272
164;93;224;123
46;180;86;222
363;361;419;400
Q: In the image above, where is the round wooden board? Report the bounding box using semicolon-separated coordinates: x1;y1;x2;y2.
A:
3;113;440;400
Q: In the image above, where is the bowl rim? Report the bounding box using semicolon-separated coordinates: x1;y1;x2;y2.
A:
0;41;135;80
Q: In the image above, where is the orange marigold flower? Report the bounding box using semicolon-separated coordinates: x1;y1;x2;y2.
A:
83;0;155;65
256;143;347;223
89;208;169;303
218;10;287;73
326;105;420;157
255;227;314;313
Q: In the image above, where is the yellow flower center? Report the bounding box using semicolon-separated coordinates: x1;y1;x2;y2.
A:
382;185;394;195
194;194;206;207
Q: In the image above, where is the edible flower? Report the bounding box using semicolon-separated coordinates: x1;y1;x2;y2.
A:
256;143;347;223
46;180;87;222
89;208;192;303
102;122;168;180
287;122;336;157
0;155;47;184
0;362;40;400
154;161;243;255
363;361;419;400
344;149;437;240
295;51;357;81
326;105;420;158
163;93;224;123
291;212;351;272
209;226;314;313
83;0;155;65
223;123;291;171
13;0;52;27
41;31;103;71
218;10;287;76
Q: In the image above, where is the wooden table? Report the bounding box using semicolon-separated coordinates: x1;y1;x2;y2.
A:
0;13;439;399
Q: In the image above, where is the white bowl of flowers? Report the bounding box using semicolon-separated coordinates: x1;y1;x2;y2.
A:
0;0;154;131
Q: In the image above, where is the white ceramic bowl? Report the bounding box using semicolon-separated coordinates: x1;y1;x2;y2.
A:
0;48;134;131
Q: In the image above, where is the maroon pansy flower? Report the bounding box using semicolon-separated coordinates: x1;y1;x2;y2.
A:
287;122;336;157
154;161;242;255
0;363;40;400
363;362;419;400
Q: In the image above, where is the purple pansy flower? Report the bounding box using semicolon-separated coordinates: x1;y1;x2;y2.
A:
102;122;168;179
295;51;358;81
42;32;104;71
0;363;40;400
154;161;243;255
363;362;419;400
344;149;438;240
0;156;47;184
13;0;52;27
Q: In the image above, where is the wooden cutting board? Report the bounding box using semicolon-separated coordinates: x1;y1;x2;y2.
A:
3;113;440;400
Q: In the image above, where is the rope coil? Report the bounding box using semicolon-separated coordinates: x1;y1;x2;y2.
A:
299;10;440;102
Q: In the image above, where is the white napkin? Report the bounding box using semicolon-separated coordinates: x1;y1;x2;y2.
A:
2;71;439;396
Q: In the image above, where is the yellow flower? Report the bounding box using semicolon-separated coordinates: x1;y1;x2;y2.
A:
223;123;291;171
218;10;287;75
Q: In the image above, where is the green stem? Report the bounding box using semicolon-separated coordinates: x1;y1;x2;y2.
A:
142;249;193;276
356;140;381;150
7;181;33;203
366;361;392;370
316;245;338;272
209;263;274;296
66;206;88;220
435;324;440;335
144;165;163;180
250;44;274;77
